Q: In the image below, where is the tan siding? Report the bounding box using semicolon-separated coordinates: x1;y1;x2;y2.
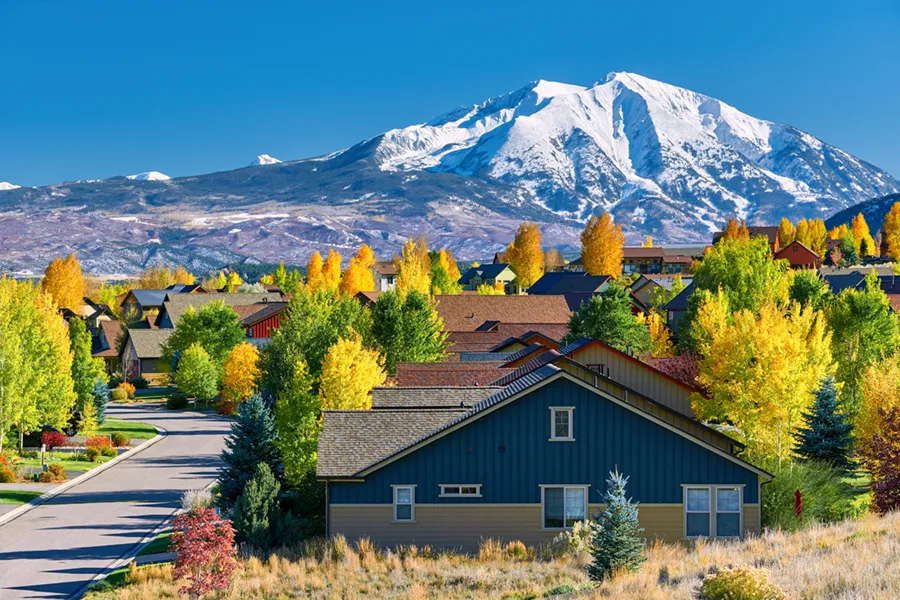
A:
744;505;760;536
330;503;710;550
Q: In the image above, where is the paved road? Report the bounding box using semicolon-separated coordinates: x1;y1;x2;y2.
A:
0;404;231;599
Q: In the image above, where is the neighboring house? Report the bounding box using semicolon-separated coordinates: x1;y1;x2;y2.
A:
120;290;170;323
527;272;612;295
564;250;692;275
458;264;517;293
318;361;769;550
394;362;511;386
374;262;398;292
165;283;212;294
488;331;562;353
662;281;695;330
631;275;692;308
235;302;289;340
91;319;124;374
155;292;284;329
492;251;508;264
446;323;569;353
712;227;780;254
120;329;172;383
774;241;821;269
434;295;572;333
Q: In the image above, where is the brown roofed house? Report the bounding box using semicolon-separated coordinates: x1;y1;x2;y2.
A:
434;294;571;333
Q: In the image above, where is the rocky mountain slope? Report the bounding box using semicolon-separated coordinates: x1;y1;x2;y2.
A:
826;193;900;233
1;72;896;275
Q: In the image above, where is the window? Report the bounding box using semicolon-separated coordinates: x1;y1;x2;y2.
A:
685;487;711;537
549;407;574;441
716;488;741;537
392;485;415;522
542;486;587;529
440;484;482;497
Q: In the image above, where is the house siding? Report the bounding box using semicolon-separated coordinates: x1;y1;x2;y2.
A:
244;313;284;338
328;377;760;546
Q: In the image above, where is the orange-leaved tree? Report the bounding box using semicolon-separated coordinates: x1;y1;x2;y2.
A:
42;254;85;311
340;244;376;296
322;249;342;293
507;222;545;289
580;212;624;276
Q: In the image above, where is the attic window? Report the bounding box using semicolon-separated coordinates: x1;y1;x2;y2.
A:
549;407;574;441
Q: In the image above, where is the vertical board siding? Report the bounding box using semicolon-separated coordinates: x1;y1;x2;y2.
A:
245;314;284;338
330;378;759;506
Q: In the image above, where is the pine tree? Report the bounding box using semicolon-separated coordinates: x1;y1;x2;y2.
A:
588;469;646;582
218;393;282;510
794;376;854;472
232;462;281;552
92;379;110;425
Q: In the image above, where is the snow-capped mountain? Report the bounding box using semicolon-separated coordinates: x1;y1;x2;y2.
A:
250;154;282;166
358;72;898;238
126;171;170;181
0;182;21;191
0;72;897;274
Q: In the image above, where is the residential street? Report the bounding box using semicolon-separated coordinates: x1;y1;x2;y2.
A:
0;404;231;599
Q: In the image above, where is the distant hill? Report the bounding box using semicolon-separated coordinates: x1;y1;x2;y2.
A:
825;193;900;233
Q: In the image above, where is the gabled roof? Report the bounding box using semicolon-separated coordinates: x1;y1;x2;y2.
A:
92;319;124;358
458;263;514;285
822;273;867;294
371;386;501;409
774;240;820;260
663;281;695;312
237;302;289;326
125;328;172;359
374;261;398;276
499;343;549;367
125;290;169;308
458;352;513;363
526;272;611;295
488;330;562;352
631;274;693;293
434;295;571;332
164;284;211;293
160;293;284;327
318;367;769;480
394;362;511;387
446;323;569;353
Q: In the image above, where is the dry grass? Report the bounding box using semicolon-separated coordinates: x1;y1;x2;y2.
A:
85;513;900;600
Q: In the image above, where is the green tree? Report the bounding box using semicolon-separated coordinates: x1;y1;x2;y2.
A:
429;250;463;295
275;359;321;487
68;318;104;410
837;231;859;266
162;301;246;370
92;379;109;425
794;376;854;473
175;344;219;401
260;289;371;398
789;270;830;311
563;284;652;355
648;274;686;310
588;469;646;582
219;393;282;510
232;462;281;552
827;270;900;416
371;290;447;373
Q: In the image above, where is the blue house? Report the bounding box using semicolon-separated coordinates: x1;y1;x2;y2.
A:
318;359;770;551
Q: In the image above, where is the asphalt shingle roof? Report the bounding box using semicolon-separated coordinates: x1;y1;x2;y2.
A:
458;263;512;285
663;281;695;312
434;294;571;332
527;272;610;295
127;328;172;359
394;362;510;386
161;293;284;326
371;387;501;409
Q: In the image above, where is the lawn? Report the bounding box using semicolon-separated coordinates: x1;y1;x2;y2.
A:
98;419;157;440
18;453;114;472
83;512;900;600
0;490;42;505
137;531;172;556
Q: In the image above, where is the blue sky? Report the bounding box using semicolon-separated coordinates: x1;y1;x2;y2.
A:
1;0;898;187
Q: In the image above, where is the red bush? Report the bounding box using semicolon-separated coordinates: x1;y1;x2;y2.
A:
863;408;900;514
171;507;239;596
40;430;68;450
85;436;112;450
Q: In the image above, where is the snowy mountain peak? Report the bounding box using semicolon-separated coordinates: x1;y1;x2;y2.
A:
250;154;282;166
126;171;170;181
0;182;20;191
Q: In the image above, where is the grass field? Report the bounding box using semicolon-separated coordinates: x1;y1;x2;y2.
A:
83;512;900;600
0;490;42;505
18;453;113;473
98;419;157;440
137;532;172;557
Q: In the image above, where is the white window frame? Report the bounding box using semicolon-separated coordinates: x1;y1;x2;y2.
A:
549;406;575;442
540;484;589;530
439;484;482;498
392;484;416;523
682;485;744;539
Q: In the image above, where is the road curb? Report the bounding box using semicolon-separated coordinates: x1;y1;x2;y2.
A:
0;424;167;529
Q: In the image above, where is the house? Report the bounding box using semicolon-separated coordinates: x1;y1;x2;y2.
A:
662;281;695;330
774;241;821;269
713;227;780;254
155;292;284;329
526;272;612;296
446;324;569;353
394;362;512;387
92;319;124;374
318;360;769;550
119;290;170;323
488;331;563;353
120;329;172;384
458;263;518;294
630;275;692;307
434;295;572;333
234;302;290;341
374;262;398;292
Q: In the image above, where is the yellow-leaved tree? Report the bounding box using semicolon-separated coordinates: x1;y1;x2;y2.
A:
221;342;261;403
807;219;827;256
851;213;877;257
225;271;243;292
397;237;432;296
858;359;900;454
721;218;749;241
322;249;342;293
319;334;386;410
641;236;653;248
175;265;195;285
507;222;545;289
777;218;795;247
691;293;833;460
884;202;900;261
829;223;850;240
340;244;376;296
580;213;624;276
636;311;673;357
42;254;85;311
306;251;325;293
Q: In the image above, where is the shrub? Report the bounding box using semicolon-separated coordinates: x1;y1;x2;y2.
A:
123;382;136;398
504;540;529;561
47;463;67;482
701;565;791;600
181;489;214;513
216;399;237;416
167;391;189;410
862;407;900;514
20;450;39;460
72;452;91;462
37;472;53;483
129;376;150;389
101;446;118;458
108;374;124;388
761;459;859;530
0;465;16;483
86;436;112;450
548;520;592;556
41;430;68;450
233;463;281;552
110;432;131;447
86;447;101;462
110;387;128;401
171;507;239;596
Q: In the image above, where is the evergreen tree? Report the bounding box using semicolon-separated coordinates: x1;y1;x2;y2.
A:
218;393;282;510
232;462;281;552
588;469;646;582
92;379;109;425
794;376;854;472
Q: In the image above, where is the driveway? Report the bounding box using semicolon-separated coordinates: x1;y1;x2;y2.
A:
0;404;232;599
